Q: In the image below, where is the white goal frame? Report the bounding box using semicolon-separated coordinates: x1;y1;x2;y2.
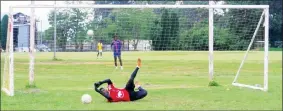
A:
2;4;269;96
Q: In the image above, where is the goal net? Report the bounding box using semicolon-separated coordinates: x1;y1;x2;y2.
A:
1;3;269;96
213;8;268;91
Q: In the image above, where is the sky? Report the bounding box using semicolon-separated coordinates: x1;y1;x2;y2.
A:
1;1;68;31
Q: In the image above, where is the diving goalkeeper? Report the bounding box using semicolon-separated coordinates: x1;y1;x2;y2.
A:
94;58;147;102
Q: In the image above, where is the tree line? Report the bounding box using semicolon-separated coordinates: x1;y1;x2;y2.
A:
0;0;281;51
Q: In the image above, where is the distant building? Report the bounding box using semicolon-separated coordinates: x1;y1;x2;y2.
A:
123;40;152;51
1;12;38;52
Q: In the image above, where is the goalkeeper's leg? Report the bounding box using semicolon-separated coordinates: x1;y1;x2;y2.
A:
130;86;148;101
125;58;141;91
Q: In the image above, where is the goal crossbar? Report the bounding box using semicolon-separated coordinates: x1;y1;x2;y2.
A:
10;4;269;9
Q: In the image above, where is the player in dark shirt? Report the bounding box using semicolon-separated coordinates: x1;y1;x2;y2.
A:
110;35;123;70
94;58;147;102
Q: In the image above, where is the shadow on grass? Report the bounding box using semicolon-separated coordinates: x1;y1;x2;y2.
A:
52;58;64;61
208;80;220;87
22;83;47;94
25;83;37;89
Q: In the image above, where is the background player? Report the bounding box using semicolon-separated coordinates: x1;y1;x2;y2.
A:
111;35;123;70
94;58;147;102
97;40;103;59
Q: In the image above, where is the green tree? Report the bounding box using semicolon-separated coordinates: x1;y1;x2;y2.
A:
224;0;282;48
45;1;92;52
43;27;54;43
151;9;180;50
1;15;9;50
68;8;88;51
180;20;208;50
47;9;72;51
160;9;170;50
47;4;89;52
100;8;155;50
150;19;162;50
169;12;179;50
179;18;235;51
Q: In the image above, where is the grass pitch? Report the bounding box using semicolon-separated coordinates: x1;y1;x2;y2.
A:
1;51;282;110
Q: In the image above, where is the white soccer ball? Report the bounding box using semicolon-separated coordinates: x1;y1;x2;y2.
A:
81;94;92;104
87;30;94;36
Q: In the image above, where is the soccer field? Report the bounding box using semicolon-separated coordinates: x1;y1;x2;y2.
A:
1;51;282;110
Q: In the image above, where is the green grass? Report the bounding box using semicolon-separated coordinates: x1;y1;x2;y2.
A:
260;47;282;51
1;51;282;110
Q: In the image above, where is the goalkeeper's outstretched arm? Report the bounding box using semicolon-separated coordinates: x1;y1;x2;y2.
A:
94;79;112;100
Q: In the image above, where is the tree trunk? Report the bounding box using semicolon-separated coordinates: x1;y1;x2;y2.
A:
75;40;79;52
128;39;130;51
132;26;140;51
61;32;66;51
80;40;83;51
91;42;94;50
133;40;138;50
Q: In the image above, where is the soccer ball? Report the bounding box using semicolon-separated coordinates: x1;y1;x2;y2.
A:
87;30;94;36
81;94;92;104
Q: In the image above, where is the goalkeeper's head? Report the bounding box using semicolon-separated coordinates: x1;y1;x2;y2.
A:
99;87;109;94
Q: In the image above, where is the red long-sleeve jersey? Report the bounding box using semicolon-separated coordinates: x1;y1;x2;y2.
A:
107;84;130;102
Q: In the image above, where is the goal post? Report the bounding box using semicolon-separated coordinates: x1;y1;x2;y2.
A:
264;8;269;91
232;9;268;91
2;4;269;96
208;1;214;81
29;1;36;86
1;7;14;96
